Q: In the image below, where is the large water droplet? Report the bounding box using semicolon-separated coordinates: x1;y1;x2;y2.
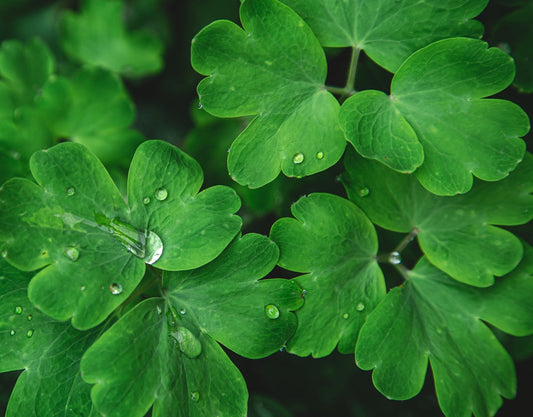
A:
142;196;151;205
316;151;324;160
65;187;76;196
265;304;280;320
64;246;80;262
14;306;23;315
144;230;163;264
171;327;202;358
292;153;304;164
190;391;200;402
356;303;365;312
358;187;370;197
388;251;402;265
10;329;15;336
26;329;34;338
155;187;168;201
109;283;123;295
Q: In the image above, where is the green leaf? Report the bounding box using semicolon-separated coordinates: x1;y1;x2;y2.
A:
356;245;533;417
0;140;242;329
340;37;529;195
60;0;164;78
81;234;302;417
492;3;533;93
0;259;100;417
343;149;531;287
281;0;488;72
36;67;144;167
270;193;385;357
191;0;345;188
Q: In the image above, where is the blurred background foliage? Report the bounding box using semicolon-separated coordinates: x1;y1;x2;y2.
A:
0;0;532;416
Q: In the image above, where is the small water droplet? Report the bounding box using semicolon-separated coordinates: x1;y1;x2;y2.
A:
65;187;76;196
154;187;168;201
64;246;79;262
292;153;304;164
27;314;33;321
179;309;186;315
356;303;365;312
109;283;123;295
171;327;202;358
14;306;23;315
343;313;349;319
80;285;86;291
301;289;307;298
190;391;200;402
357;187;370;197
142;196;151;205
279;345;286;352
1;249;7;258
197;102;203;109
265;304;280;320
316;151;324;160
156;305;162;315
388;251;402;265
10;329;16;336
26;329;34;338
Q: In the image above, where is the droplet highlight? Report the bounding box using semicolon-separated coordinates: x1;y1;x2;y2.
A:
357;187;370;197
10;329;16;336
388;251;402;265
179;309;187;315
26;329;34;338
316;151;324;160
142;196;151;205
292;153;304;164
343;313;349;319
109;283;123;295
27;314;33;321
265;304;280;320
171;327;202;358
191;391;200;402
1;249;7;258
154;187;168;201
14;306;23;315
80;286;86;291
64;246;80;262
65;187;76;196
356;303;365;312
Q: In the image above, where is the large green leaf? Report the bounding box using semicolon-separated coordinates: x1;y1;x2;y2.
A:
340;38;530;195
0;260;100;417
270;193;385;357
343;149;531;287
0;140;242;329
281;0;488;72
356;245;533;417
191;0;345;188
60;0;164;78
81;234;303;417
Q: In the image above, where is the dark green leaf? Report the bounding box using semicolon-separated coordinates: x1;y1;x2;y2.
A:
270;193;385;357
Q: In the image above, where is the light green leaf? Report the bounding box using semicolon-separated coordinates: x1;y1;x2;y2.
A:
0;259;100;417
191;0;345;187
343;149;531;286
281;0;488;72
356;245;533;417
60;0;164;78
340;37;529;195
0;140;242;329
81;234;302;417
270;193;385;357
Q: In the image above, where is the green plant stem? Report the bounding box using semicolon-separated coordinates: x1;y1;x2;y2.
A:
393;263;411;281
326;47;361;100
394;227;420;252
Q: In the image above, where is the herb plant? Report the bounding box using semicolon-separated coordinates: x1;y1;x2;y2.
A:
0;0;532;417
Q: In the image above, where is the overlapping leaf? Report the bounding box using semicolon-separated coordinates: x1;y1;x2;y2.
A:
281;0;488;72
191;0;345;188
270;193;385;357
0;140;242;329
343;149;532;287
61;0;164;78
0;260;101;417
340;37;530;195
81;234;303;417
356;245;533;417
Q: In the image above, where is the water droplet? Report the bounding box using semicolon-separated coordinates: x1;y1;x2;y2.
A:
171;327;202;358
65;187;76;196
142;196;151;205
10;329;15;336
388;251;402;265
292;153;304;164
27;314;33;321
301;289;307;298
179;309;186;315
197;102;203;109
190;391;200;402
357;187;370;197
80;286;86;291
144;230;163;265
316;151;324;160
343;313;349;319
154;187;168;201
64;246;79;262
26;329;34;338
356;303;365;312
156;305;162;315
14;306;23;315
279;345;286;352
1;249;7;258
265;304;280;320
109;283;123;295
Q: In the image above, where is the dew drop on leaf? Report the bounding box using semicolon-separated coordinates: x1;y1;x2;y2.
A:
265;304;280;319
63;246;80;262
293;153;304;164
179;309;186;315
357;187;370;197
109;283;123;295
65;187;76;196
14;306;23;315
142;196;151;205
1;249;7;258
156;305;162;315
26;329;34;338
388;251;402;265
154;187;168;201
197;102;203;109
80;286;86;291
171;327;202;358
27;314;32;321
343;313;349;319
356;303;365;312
144;230;163;264
10;329;15;336
316;151;324;160
190;391;200;402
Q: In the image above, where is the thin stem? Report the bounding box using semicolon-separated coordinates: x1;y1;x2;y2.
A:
394;227;420;253
393;264;410;281
325;46;361;101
